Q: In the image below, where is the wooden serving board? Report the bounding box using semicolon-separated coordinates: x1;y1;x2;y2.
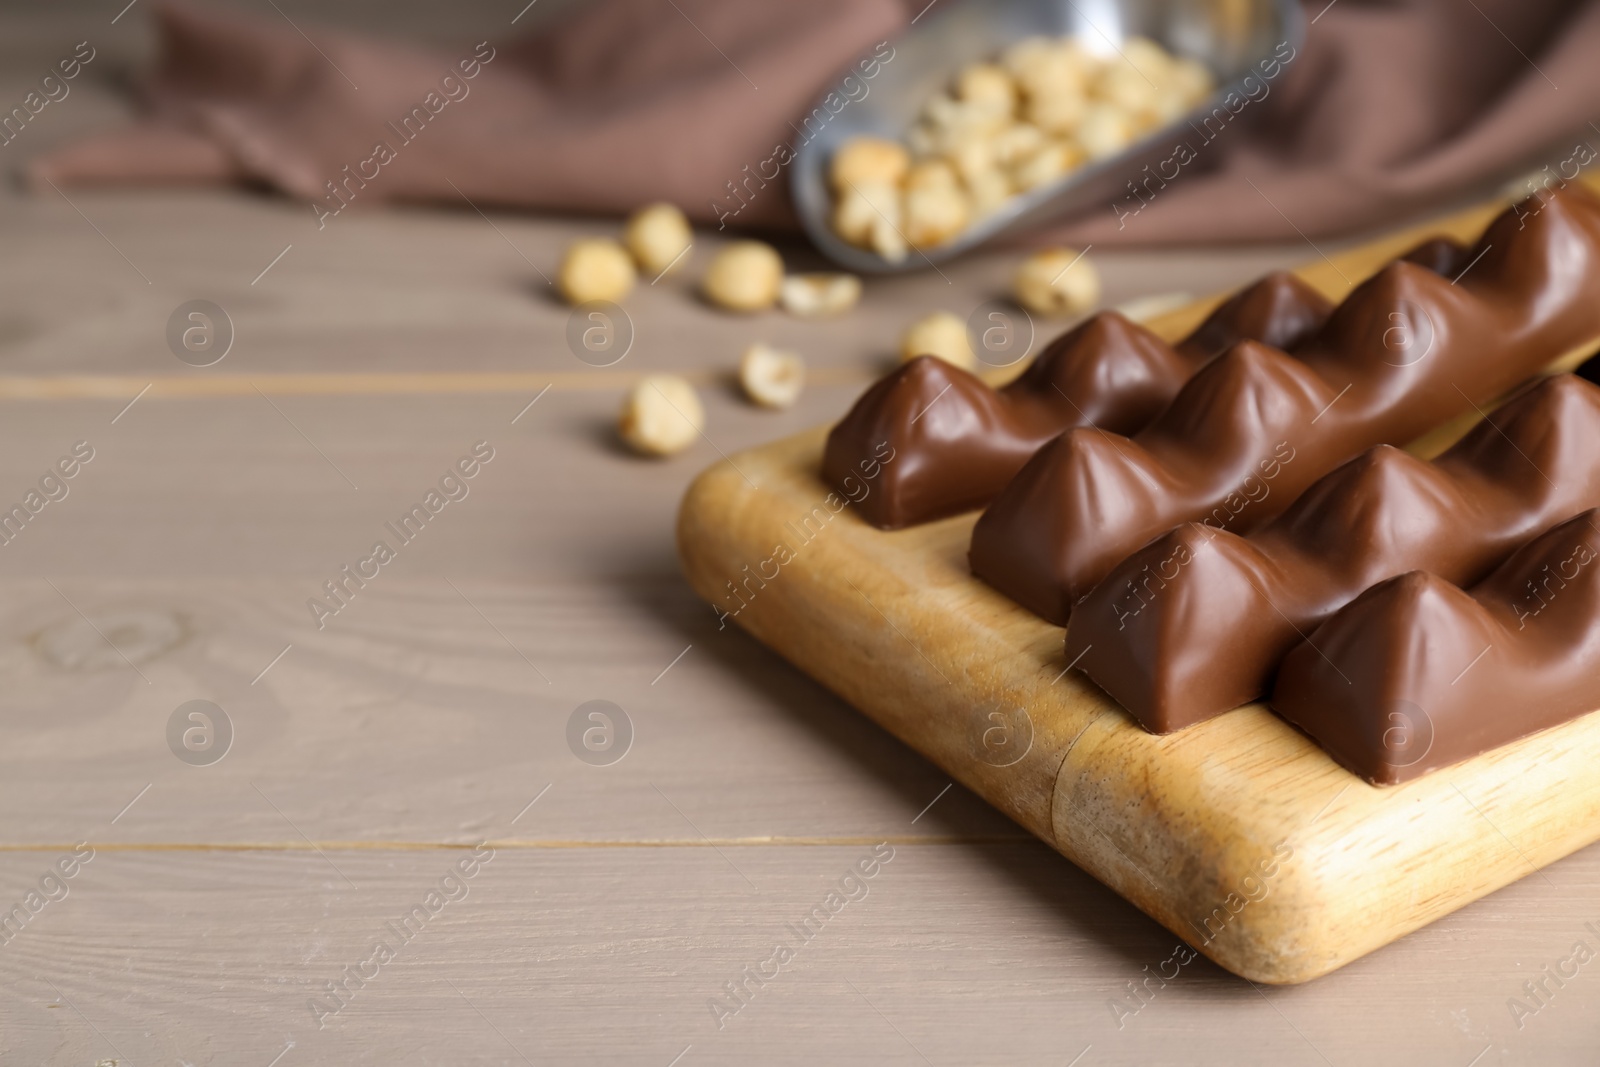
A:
675;192;1600;984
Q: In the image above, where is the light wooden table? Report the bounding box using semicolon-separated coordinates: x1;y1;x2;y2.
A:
1;4;1595;1064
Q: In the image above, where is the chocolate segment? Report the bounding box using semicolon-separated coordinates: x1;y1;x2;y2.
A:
1066;374;1600;732
971;186;1600;623
821;272;1333;529
1271;507;1600;785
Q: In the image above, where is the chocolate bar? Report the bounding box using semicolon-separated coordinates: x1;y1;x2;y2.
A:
1271;507;1600;784
971;186;1600;623
821;272;1332;529
1065;373;1600;732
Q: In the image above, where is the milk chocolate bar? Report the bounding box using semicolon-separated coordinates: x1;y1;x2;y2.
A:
971;186;1600;623
821;272;1332;529
1066;373;1600;732
1271;507;1600;785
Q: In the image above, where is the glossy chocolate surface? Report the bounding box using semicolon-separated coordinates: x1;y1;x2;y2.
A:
820;272;1332;529
1272;507;1600;784
1067;374;1600;732
971;186;1600;623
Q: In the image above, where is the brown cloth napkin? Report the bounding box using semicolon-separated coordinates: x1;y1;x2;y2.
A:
27;0;1600;246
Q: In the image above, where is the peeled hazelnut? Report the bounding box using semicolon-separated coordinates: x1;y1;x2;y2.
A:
948;132;997;184
906;159;961;191
1094;63;1161;116
1166;56;1215;105
830;137;910;192
957;63;1018;115
780;273;862;318
738;343;806;408
618;375;704;457
1011;141;1085;192
991;123;1048;167
904;183;971;247
624;202;692;278
1026;89;1088;136
965;167;1014;218
900;311;975;370
1001;36;1058;80
1074;103;1134;160
558;237;636;305
833;180;900;246
702;240;784;312
870;216;909;263
923;94;1008;140
1121;37;1174;81
1013;247;1101;317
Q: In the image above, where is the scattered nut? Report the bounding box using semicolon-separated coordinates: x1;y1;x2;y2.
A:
780;273;862;318
1013;247;1101;317
739;343;806;409
900;311;976;370
558;237;635;305
624;202;692;278
618;375;704;456
830;137;910;192
702;240;784;312
1113;290;1195;323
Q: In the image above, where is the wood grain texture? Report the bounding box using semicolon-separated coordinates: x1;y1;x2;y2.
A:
678;192;1600;984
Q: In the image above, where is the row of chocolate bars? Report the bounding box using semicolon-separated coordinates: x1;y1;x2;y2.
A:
823;184;1600;785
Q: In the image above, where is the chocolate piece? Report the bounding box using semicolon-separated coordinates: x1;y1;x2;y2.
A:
1066;373;1600;732
971;186;1600;623
1577;348;1600;387
1271;507;1600;785
821;272;1333;529
1399;236;1470;277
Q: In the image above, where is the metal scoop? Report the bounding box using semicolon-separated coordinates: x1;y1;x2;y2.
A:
789;0;1304;272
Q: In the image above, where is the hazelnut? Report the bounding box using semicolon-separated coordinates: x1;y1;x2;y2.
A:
1025;90;1088;136
1001;37;1058;80
904;183;971;247
832;180;900;246
956;63;1018;116
702;240;784;312
738;343;806;408
624;202;692;278
991;123;1048;167
1013;247;1101;317
900;311;975;370
830;137;910;192
1011;140;1085;192
780;273;862;318
1166;57;1215;105
1094;63;1161;117
618;375;704;457
965;167;1014;218
906;159;961;191
1074;103;1134;160
558;237;636;305
1120;37;1174;81
870;216;909;263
